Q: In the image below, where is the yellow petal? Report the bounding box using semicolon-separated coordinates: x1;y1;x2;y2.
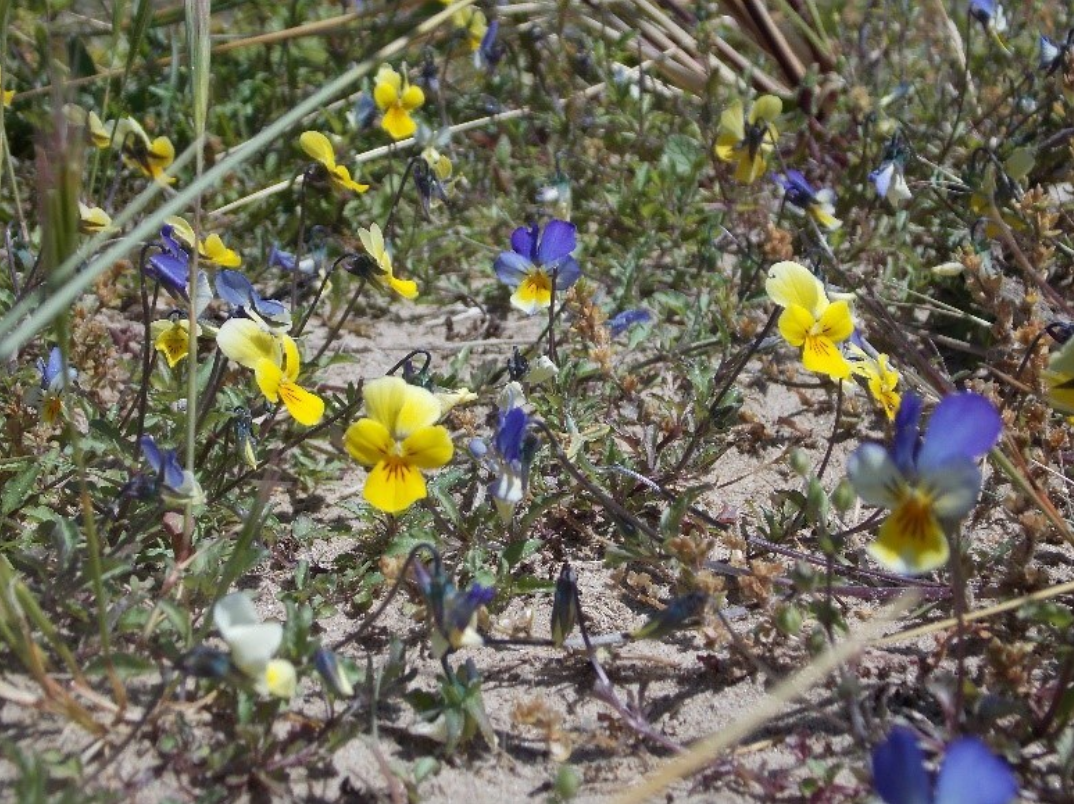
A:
300;130;336;169
217;318;280;370
363;376;441;439
345;418;394;466
718;101;745;143
374;72;400;110
200;233;242;267
254;358;284;402
88;111;111;149
810;206;842;230
279;334;301;382
868;498;949;575
401;425;454;469
330;165;370;194
714;132;740;163
165;216;196;247
359;223;386;261
263;659;297;699
78;203;113;234
817;299;854;343
401;84;425;112
364;458;427;513
148;136;175;170
765;261;823;314
749;94;783;124
385;273;418;300
735;152;766;184
802;335;852;379
777;305;814;347
382;106;417;141
278;380;324;426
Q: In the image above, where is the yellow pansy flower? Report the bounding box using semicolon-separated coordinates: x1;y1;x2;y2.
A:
113;117;176;185
165;216;242;267
213;593;297;699
216;318;325;426
848;343;901;419
78;202;113;234
765;261;853;380
373;64;425;141
1045;335;1074;415
714;95;782;184
358;222;418;300
453;8;488;51
151;318;203;368
1;67;13;107
344;376;454;514
298;131;370;195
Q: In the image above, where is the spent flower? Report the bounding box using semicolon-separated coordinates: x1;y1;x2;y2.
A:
846;393;1001;574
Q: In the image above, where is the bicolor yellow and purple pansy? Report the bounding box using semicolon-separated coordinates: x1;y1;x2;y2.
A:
774;170;841;231
493;219;582;315
846;393;1001;575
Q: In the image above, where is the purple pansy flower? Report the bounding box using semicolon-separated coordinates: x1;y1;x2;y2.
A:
872;727;1017;804
846;392;1001;574
493;219;581;315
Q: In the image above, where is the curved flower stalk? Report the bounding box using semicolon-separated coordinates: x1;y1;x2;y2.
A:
166;216;242;268
872;726;1016;804
846;393;1002;575
344;376;454;514
216;318;325;426
765;261;853;380
714;95;781;184
26;347;76;425
373;64;425;141
357;223;418;300
847;334;901;420
299;131;370;195
493;219;581;315
213;593;296;699
774;170;841;230
140;436;205;506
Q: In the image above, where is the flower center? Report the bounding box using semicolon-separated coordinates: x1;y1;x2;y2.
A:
891;487;937;543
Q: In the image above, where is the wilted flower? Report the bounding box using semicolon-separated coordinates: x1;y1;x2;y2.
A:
630;592;708;640
477;20;504;72
215;318;325;426
870;159;912;206
846;393;1001;574
313;647;356;697
474;402;539;522
550;564;579;647
26;347;76;425
607;309;652;337
493;219;581;315
872;726;1016;804
373;64;425;140
774;170;842;230
140;435;205;506
299;131;370;195
213;593;296;699
765;261;853;380
1038;32;1071;74
344;376;454;513
714;95;781;184
233;406;258;469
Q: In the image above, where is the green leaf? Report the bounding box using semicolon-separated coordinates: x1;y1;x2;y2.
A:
2;459;44;516
501;538;542;568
